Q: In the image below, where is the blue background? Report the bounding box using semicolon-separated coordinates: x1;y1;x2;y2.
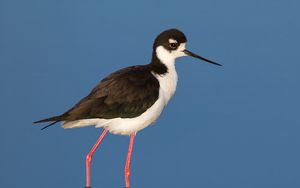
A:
1;0;299;187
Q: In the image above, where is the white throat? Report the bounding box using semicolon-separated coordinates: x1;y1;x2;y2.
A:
156;46;176;68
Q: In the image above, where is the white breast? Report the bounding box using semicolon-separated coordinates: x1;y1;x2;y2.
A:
152;66;177;105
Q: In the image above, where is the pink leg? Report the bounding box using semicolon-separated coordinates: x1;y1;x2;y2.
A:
125;133;136;188
85;129;108;188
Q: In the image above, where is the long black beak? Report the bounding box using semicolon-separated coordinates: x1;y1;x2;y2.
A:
183;49;222;66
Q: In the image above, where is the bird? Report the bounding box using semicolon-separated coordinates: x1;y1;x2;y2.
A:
34;28;221;188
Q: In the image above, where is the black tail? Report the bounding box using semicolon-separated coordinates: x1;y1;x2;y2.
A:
34;115;63;130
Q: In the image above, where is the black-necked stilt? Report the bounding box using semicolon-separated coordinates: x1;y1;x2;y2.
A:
34;28;221;188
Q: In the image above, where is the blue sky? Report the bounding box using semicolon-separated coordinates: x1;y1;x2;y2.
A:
1;0;299;187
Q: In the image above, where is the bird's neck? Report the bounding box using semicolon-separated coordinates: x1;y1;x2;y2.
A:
150;46;176;75
150;46;178;104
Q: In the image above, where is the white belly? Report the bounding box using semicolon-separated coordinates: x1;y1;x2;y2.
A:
62;68;178;135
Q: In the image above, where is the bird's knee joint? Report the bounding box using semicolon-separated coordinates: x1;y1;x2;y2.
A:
86;154;92;162
125;170;130;177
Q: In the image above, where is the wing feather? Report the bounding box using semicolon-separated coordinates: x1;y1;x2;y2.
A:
63;65;159;120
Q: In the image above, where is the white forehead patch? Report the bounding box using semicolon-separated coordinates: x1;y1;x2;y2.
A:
168;38;178;43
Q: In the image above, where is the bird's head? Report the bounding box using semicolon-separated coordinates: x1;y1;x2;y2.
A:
153;28;221;66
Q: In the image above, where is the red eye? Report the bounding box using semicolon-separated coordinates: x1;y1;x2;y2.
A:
169;43;177;48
